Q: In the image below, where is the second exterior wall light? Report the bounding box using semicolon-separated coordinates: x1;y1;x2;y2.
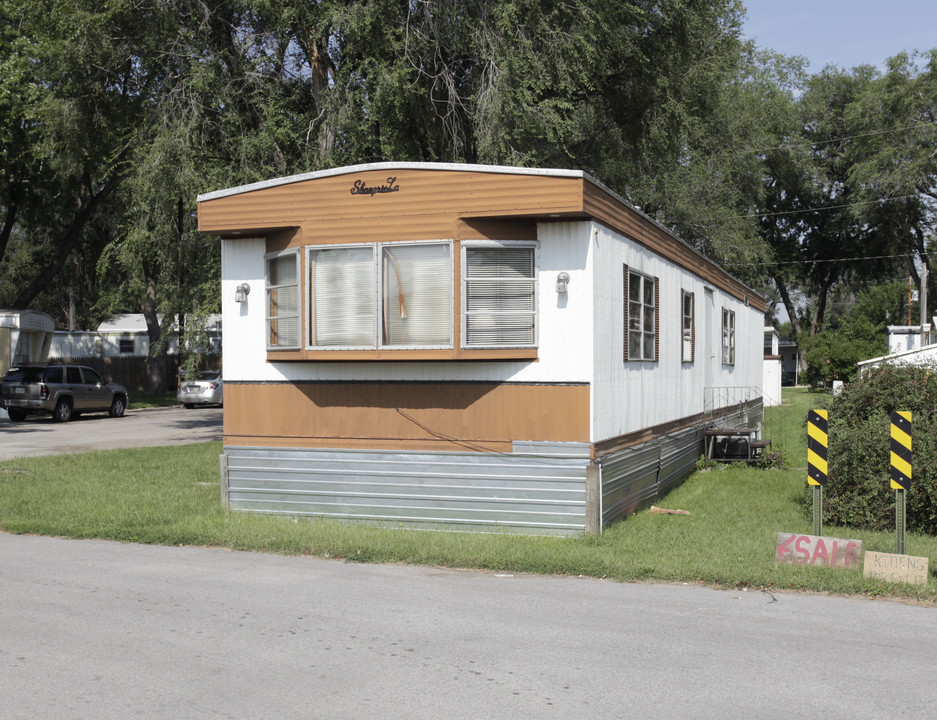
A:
556;272;570;294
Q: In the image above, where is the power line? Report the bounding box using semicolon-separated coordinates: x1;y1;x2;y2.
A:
734;193;924;220
733;121;936;159
722;251;930;269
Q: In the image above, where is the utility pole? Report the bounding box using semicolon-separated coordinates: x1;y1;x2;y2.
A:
921;264;929;343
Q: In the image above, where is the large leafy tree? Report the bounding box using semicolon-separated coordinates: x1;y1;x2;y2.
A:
1;0;793;391
846;51;937;305
0;0;153;320
756;61;928;360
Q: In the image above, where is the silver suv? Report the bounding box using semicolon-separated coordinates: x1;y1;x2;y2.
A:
1;364;129;422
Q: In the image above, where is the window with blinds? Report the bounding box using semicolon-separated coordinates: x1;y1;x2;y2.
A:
463;245;536;347
307;241;453;349
265;251;300;349
381;244;451;346
309;246;376;347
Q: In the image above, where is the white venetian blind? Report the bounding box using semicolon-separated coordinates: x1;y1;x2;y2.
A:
464;247;535;347
381;244;451;346
311;247;375;347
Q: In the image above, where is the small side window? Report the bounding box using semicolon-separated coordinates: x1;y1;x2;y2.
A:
722;308;736;366
681;290;694;363
265;251;301;349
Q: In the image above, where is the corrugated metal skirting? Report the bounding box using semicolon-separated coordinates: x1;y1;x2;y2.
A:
599;402;764;528
222;442;591;536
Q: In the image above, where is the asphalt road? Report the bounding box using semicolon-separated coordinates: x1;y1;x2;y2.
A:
0;406;222;460
2;408;936;717
2;534;936;720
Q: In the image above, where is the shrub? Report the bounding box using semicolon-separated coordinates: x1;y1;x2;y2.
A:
819;363;937;534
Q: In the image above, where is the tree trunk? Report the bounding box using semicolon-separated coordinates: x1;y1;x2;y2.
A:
11;179;114;309
0;191;18;266
810;265;836;337
141;262;167;394
774;273;808;373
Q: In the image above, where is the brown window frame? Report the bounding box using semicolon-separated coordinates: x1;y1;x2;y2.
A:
623;265;659;363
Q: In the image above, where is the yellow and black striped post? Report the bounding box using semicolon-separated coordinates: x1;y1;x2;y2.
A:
890;411;912;554
807;409;829;536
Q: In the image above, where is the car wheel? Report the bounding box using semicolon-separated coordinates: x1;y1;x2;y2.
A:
184;403;195;409
109;395;126;418
7;407;27;422
52;398;73;423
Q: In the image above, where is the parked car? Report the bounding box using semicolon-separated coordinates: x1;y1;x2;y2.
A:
177;370;223;408
0;364;129;422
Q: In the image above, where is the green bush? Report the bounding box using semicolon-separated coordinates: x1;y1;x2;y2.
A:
820;364;937;534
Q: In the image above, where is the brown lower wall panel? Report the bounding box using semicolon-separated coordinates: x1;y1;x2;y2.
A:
223;382;590;452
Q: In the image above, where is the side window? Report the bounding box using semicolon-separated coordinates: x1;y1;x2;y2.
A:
65;367;82;383
624;266;658;362
82;367;103;385
266;251;301;349
46;367;65;383
462;244;536;348
681;290;694;363
722;307;736;365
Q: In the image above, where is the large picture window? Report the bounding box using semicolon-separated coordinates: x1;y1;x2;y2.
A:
722;307;736;365
265;251;300;349
463;244;537;347
624;267;658;362
307;241;453;349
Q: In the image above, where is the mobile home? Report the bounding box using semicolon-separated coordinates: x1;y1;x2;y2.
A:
198;163;765;535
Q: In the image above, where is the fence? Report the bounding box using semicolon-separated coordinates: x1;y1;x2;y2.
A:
46;354;189;393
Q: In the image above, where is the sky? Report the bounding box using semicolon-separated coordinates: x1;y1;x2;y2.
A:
741;0;937;73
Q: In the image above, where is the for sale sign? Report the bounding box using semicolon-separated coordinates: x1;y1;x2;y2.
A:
863;552;928;585
775;532;862;569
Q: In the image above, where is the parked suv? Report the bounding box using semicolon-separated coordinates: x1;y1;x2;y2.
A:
0;364;129;422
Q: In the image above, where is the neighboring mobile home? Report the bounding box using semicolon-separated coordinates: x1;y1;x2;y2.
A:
49;314;222;358
0;309;54;374
198;163;765;535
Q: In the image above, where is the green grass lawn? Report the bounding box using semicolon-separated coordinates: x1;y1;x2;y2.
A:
2;387;935;603
130;391;181;409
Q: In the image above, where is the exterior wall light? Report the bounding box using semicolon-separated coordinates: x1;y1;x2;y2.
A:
234;282;251;303
556;272;570;294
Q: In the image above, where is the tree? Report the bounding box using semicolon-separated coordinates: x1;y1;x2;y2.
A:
0;0;152;316
846;51;937;305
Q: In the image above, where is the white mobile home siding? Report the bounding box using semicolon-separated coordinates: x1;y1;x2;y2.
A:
591;223;762;443
221;225;595;386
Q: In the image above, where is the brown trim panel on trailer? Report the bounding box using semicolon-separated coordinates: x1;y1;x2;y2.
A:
198;168;586;240
223;381;591;452
198;164;763;311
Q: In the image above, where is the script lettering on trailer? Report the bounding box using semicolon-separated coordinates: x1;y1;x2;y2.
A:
350;176;401;197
